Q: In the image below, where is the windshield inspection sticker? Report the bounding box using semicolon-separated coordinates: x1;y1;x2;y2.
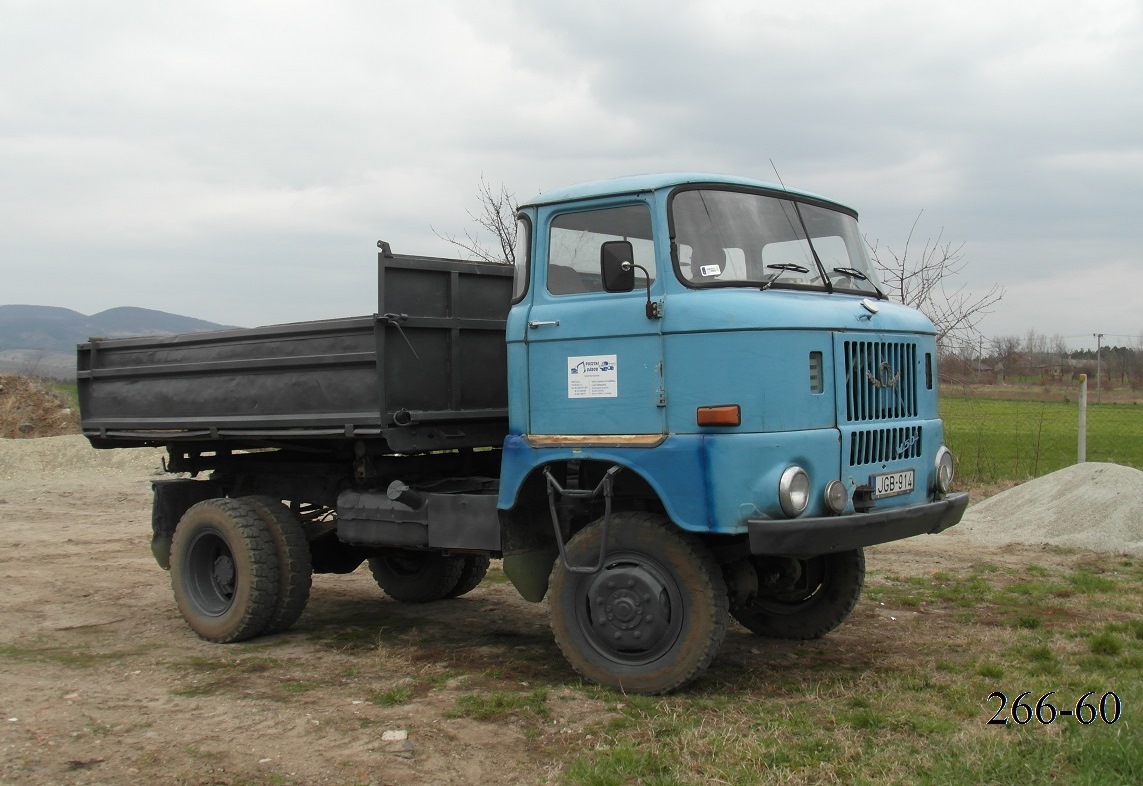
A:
700;264;722;277
568;355;618;398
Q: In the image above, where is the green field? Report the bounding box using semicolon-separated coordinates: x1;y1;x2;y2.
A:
941;395;1143;483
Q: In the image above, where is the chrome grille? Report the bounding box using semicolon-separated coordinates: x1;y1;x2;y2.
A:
843;340;918;422
849;426;923;467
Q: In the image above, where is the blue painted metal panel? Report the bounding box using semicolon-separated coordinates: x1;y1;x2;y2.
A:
497;428;865;534
701;429;844;524
525;296;664;435
497;433;711;531
662;328;836;435
523;197;666;436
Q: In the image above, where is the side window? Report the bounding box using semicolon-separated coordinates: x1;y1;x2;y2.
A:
511;216;531;302
548;204;654;295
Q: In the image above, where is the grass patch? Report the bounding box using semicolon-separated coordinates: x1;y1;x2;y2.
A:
0;643;146;668
169;654;292;698
1088;632;1124;657
1067;571;1119;594
448;689;550;722
370;684;414;707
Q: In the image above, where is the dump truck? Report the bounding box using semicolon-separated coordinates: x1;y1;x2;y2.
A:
78;173;968;693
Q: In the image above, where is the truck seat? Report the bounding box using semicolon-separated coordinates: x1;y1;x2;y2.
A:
548;264;591;294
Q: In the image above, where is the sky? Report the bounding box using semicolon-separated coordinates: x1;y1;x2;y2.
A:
2;0;1140;353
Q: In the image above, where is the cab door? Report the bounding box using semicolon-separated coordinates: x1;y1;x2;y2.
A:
525;201;664;438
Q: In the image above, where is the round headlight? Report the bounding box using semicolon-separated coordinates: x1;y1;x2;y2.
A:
824;480;848;514
935;446;955;493
779;466;810;517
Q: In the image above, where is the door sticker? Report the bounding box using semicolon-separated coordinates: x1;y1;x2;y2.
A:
568;355;618;398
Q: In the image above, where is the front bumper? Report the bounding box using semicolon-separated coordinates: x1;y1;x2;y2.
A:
747;492;969;557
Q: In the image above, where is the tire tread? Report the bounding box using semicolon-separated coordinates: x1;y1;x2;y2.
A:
240;496;313;634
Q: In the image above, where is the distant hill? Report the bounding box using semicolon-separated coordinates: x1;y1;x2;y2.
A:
0;305;238;379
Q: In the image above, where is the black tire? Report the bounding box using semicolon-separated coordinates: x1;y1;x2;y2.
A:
730;548;865;639
444;555;491;599
169;498;280;643
549;512;729;695
239;496;312;634
367;550;466;603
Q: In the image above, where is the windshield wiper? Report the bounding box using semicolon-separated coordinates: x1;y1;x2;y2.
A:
760;263;810;290
831;267;886;298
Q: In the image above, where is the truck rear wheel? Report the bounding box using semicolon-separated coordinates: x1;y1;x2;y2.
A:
368;550;465;603
239;496;313;634
730;548;865;639
444;555;491;599
170;498;279;643
549;512;729;695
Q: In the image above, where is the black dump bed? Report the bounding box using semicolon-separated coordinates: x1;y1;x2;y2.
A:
78;248;513;454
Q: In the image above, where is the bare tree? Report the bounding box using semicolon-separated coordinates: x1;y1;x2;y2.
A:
991;335;1022;382
866;212;1004;349
434;175;519;265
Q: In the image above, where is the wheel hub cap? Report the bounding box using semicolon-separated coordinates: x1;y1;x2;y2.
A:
212;555;235;596
587;564;671;652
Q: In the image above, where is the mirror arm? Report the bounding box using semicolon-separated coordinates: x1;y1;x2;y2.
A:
621;261;661;320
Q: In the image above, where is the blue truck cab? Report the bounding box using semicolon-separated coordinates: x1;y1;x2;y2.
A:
497;173;967;691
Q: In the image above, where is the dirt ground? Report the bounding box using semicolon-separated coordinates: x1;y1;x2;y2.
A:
1;437;1107;786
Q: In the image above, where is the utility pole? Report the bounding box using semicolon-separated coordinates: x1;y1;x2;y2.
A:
1094;333;1104;404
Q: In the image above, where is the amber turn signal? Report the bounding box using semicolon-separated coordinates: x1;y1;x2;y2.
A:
696;405;741;427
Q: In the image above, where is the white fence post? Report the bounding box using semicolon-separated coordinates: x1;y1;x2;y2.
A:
1078;373;1087;463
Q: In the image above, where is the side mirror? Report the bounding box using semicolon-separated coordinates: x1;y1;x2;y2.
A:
600;241;635;292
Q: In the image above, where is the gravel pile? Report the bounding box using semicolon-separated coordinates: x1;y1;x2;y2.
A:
951;462;1143;557
0;374;80;438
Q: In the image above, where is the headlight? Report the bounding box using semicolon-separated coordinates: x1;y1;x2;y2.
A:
779;466;810;517
935;446;955;493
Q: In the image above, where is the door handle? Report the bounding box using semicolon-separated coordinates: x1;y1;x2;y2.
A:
528;320;560;328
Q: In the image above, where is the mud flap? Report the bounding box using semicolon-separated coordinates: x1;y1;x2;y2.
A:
503;546;561;603
151;479;223;569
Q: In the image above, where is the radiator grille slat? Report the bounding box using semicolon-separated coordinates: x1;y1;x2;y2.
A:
844;340;918;422
849;426;923;467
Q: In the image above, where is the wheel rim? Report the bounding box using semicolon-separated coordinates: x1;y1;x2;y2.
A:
754;556;827;614
571;552;685;666
378;552;430;579
183;526;237;616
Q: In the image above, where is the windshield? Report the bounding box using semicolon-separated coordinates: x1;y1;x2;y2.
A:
671;188;883;295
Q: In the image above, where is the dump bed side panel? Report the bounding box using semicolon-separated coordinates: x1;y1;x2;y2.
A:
78;317;383;438
78;253;512;449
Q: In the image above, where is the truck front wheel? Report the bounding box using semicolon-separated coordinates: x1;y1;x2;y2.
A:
730;548;865;639
368;550;465;603
549;513;729;695
169;498;280;643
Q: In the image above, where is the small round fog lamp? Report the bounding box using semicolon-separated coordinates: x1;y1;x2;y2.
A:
779;466;810;517
824;480;848;514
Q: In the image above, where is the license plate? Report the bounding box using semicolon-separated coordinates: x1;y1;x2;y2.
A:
871;469;915;498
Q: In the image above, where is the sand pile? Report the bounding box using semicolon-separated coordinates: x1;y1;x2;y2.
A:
0;434;165;480
950;462;1143;557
